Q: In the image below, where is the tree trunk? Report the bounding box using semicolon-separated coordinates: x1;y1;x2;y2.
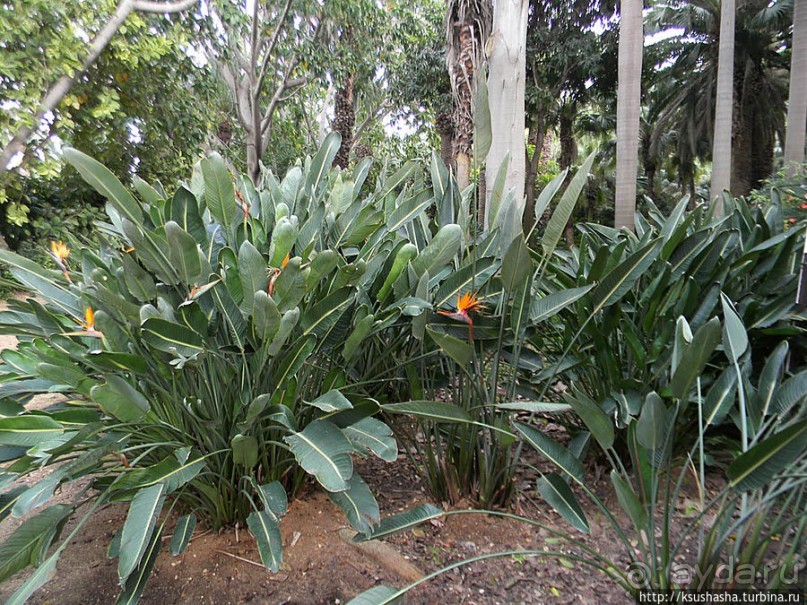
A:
784;0;807;175
614;0;643;231
484;0;528;232
436;110;455;170
710;0;735;207
523;119;546;234
559;109;577;171
332;74;355;169
731;60;753;197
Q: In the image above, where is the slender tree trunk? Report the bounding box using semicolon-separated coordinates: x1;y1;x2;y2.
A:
710;0;735;207
332;74;355;169
0;0;198;176
559;109;577;171
523;118;546;234
484;0;528;231
614;0;643;231
785;0;807;175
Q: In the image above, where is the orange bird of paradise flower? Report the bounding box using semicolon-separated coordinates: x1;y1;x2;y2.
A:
437;292;486;341
268;253;291;297
50;241;72;283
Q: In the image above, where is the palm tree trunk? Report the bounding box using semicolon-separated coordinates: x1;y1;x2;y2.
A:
332;74;355;169
614;0;643;231
785;0;807;175
710;0;736;207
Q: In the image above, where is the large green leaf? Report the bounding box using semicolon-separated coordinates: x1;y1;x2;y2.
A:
328;474;380;535
231;434;259;469
307;131;341;192
346;585;402;605
238;240;269;314
474;64;491;159
0;416;64;446
212;280;247;350
433;257;498;308
0;504;70;583
356;503;444;541
0;250;81;318
756;341;789;417
382;401;472;423
426;326;473;367
720;294;748;364
141;318;204;358
728;422;807;491
530;285;594;323
300;288;354;338
611;470;648;530
536;473;589;533
532;169;568;224
386;192;434;233
307;390;353;413
410;224;462;278
64;148;142;226
516;422;585;485
670;317;721;400
772;370;807;415
118;483;166;583
201;153;238;230
247;509;284;572
703;367;738;427
566;393;614;450
501;235;533;293
165;221;203;285
284;420;354;492
343;417;398;462
91;376;150;423
112;455;206;493
272;335;316;389
169;514;197;556
116;527;163;605
635;393;667;452
541;152;595;257
252;291;281;343
590;239;661;313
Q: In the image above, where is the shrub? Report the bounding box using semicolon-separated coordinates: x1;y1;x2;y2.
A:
0;136;410;602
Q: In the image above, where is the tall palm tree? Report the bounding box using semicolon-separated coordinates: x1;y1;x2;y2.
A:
615;0;644;231
710;0;735;203
785;0;807;172
646;0;791;199
445;0;492;190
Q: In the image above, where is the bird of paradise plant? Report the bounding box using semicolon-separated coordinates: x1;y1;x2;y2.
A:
437;291;486;341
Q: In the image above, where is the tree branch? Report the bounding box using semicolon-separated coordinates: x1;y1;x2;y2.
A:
255;0;295;96
131;0;198;13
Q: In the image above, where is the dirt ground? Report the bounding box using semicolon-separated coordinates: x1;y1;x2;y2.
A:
0;296;700;604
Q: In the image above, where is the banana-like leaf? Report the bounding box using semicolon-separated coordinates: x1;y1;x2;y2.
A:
112;455;205;493
238;240;269;314
307;390;353;413
272;335;316;389
329;474;380;535
64;148;142;226
590;238;661;313
256;481;288;519
300;288;354;338
0;250;81;317
381;161;418;196
426;326;473;367
501;235;533;293
566;393;614;450
343;417;398;462
433;257;498;308
91;376;150;423
307;131;341;192
670;317;721;400
284;420;354;492
497;401;572;414
356;503;443;541
386;192;434;233
231;434;259;469
772;370;807;415
118;483;166;583
212;281;247;350
141;318;204;358
165;221;203;285
116;527;162;605
170;514;197;556
474;64;491;159
4;545;61;605
252;291;281;343
201;153;238;230
532;169;568;223
0;504;70;583
347;585;402;605
411;224;462;278
720;294;748;364
728;422;807;491
536;473;589;533
384;401;474;427
516;422;585;486
530;284;594;323
247;510;283;572
757;341;789;417
541;152;595;257
171;187;207;245
611;470;648;530
0;416;64;446
635;393;666;451
703;367;738;426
